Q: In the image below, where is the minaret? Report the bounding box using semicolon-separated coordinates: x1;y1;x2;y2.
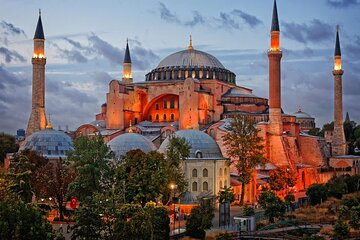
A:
122;39;132;84
26;10;47;137
268;0;283;135
332;26;347;156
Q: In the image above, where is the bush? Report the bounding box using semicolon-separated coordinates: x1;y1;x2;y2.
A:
186;200;214;239
327;175;347;199
243;206;255;216
258;191;286;223
306;184;328;205
333;221;349;240
216;232;233;240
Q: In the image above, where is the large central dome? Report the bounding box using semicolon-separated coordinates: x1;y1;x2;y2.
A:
145;43;236;84
156;49;225;69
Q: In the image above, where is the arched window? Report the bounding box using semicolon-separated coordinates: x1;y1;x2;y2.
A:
171;113;174;120
192;169;197;177
224;168;227;175
195;150;203;158
170;98;175;109
155;114;159;121
219;180;223;188
163;114;167;121
155;103;159;110
219;168;223;176
163;100;167;109
148;115;152;121
224;180;227;188
203;168;208;177
203;182;208;191
192;182;198;191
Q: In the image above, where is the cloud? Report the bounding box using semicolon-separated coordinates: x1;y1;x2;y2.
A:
282;19;333;44
215;12;240;30
0;21;26;36
0;47;26;63
326;0;359;8
159;2;180;24
184;11;205;27
231;10;262;28
345;35;360;59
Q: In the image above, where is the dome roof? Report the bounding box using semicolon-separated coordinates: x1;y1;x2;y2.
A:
107;133;157;160
19;129;73;159
293;110;313;119
157;49;225;69
158;130;224;159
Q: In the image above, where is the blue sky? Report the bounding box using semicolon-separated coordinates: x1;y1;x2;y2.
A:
1;0;360;134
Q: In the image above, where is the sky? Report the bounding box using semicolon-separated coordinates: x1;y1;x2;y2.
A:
0;0;359;134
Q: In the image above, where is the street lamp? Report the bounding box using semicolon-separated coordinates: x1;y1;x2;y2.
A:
170;183;177;234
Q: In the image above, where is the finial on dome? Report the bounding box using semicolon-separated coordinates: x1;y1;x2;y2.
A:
39;8;41;16
298;105;302;112
188;35;193;50
46;114;53;129
128;120;133;133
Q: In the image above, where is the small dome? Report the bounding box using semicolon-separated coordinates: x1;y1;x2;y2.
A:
157;49;225;69
107;133;157;160
19;129;73;159
158;130;223;159
293;109;312;118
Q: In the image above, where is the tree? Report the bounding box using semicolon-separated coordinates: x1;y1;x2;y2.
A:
186;199;215;239
306;184;328;206
36;158;76;220
116;136;189;206
0;132;18;164
268;167;297;192
349;205;360;230
0;201;54;239
217;186;235;204
243;205;255;216
258;191;285;223
326;175;347;199
67;135;113;202
284;193;295;211
307;127;322;137
222;115;266;205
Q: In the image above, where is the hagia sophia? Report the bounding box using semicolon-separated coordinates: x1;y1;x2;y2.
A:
11;0;360;204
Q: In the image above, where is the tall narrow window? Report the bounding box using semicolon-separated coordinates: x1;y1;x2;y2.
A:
148;115;152;121
219;180;223;188
224;180;227;188
203;168;208;177
163;100;167;109
219;168;223;176
163;114;167;121
171;113;174;120
170;98;175;109
203;182;208;191
155;104;159;110
155;114;159;121
192;182;198;192
192;169;197;178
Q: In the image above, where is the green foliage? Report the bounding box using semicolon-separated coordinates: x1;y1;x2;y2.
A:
307;128;322;137
116;138;189;206
186;200;215;239
113;204;169;240
67;135;113;202
306;184;328;206
343;174;360;193
349;205;360;229
217;186;235;204
0;201;54;240
333;220;349;240
285;194;295;211
326;175;347;199
258;191;286;223
243;205;255;216
268;167;297;191
223;115;266;205
0;132;18;163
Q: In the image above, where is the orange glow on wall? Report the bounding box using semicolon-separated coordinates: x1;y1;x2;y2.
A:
334;56;342;70
145;94;179;122
270;31;280;51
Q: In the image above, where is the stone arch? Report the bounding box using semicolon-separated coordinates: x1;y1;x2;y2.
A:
142;94;179;122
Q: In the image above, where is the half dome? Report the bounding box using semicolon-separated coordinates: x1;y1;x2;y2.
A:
158;130;224;159
19;129;73;159
107;133;157;160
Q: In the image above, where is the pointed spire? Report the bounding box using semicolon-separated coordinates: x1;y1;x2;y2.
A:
345;112;350;123
188;35;194;50
34;9;45;39
271;0;280;32
335;25;341;56
123;38;131;63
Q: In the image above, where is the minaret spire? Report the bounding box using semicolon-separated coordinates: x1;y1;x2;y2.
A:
122;38;132;84
271;0;280;32
332;26;346;156
26;11;47;137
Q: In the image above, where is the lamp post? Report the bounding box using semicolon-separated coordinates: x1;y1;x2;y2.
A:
170;183;177;234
